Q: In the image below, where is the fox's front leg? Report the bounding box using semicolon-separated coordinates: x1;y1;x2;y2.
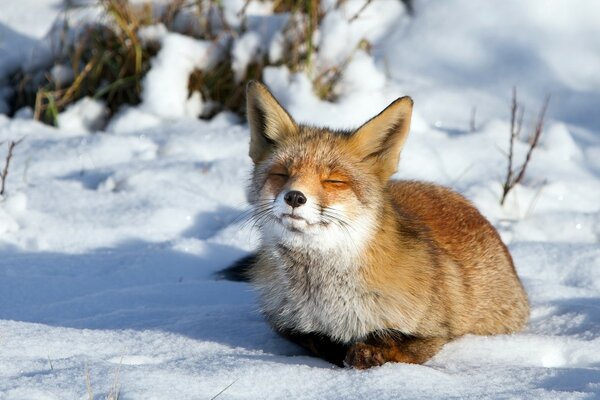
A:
278;329;349;367
345;334;449;369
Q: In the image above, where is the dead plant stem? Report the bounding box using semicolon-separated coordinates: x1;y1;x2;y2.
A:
0;138;24;196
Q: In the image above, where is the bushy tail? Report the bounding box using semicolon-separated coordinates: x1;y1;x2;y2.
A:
214;253;256;282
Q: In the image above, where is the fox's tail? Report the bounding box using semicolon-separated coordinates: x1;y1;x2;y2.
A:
214;253;256;282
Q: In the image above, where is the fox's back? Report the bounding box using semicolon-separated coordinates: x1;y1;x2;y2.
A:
389;180;529;334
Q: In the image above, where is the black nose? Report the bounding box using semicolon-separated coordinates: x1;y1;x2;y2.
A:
284;190;307;208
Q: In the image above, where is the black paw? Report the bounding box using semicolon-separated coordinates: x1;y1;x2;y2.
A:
344;342;386;369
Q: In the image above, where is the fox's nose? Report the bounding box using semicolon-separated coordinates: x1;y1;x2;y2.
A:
284;190;307;208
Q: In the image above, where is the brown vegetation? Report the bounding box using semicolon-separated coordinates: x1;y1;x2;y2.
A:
500;88;550;205
10;0;381;126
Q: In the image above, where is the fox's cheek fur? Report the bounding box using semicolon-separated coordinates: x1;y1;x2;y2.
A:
253;169;377;253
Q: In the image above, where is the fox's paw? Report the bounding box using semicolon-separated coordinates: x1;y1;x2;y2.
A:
344;342;386;369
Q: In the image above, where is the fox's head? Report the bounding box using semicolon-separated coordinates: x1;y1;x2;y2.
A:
246;81;413;253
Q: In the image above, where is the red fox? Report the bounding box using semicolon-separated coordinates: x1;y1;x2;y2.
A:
239;81;529;369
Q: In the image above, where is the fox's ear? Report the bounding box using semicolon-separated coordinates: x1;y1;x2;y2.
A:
350;96;413;180
246;81;298;164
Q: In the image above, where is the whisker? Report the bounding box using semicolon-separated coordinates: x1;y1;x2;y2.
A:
232;198;276;230
233;204;270;224
242;209;273;231
320;207;359;236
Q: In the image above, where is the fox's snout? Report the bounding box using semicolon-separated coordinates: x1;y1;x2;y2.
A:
283;190;307;208
272;187;320;229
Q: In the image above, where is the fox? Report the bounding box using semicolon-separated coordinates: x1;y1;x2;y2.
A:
232;80;529;369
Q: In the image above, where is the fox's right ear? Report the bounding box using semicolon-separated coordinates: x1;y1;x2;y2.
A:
246;81;298;164
350;96;413;181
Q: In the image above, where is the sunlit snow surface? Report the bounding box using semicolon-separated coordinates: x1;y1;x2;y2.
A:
1;0;600;399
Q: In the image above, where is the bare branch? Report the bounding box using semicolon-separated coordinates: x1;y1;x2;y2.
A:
0;138;25;197
512;94;550;186
84;363;93;400
501;87;518;205
349;0;373;22
237;0;251;17
210;379;238;400
516;104;524;140
469;106;477;132
500;91;550;206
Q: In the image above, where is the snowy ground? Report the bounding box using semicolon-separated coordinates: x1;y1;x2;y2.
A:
1;1;600;399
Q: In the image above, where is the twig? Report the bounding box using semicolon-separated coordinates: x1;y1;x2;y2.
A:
237;0;251;30
349;0;373;22
237;0;251;17
402;0;414;15
305;0;319;74
85;364;94;400
213;0;232;35
451;163;475;186
500;89;550;205
469;106;477;132
524;179;548;218
0;138;24;196
512;95;550;185
312;38;368;99
503;87;519;196
161;0;186;28
210;379;238;400
107;358;122;400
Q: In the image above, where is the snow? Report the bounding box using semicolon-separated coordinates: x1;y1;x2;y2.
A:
57;97;108;135
381;0;600;131
0;0;60;76
141;32;224;119
232;32;262;82
1;0;600;399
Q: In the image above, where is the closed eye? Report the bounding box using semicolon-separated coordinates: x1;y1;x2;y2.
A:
322;179;348;187
270;173;289;178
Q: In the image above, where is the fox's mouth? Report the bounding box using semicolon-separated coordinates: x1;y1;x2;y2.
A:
281;213;305;221
277;213;321;230
276;213;331;232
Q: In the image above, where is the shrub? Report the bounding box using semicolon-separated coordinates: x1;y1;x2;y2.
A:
9;0;401;126
500;88;550;205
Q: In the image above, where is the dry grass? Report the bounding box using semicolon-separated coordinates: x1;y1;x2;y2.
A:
210;379;238;400
13;0;160;125
84;359;122;400
9;0;377;125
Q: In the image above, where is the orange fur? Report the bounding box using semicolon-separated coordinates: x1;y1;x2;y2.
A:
245;81;530;368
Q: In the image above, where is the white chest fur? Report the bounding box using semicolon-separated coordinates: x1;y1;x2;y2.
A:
256;244;384;343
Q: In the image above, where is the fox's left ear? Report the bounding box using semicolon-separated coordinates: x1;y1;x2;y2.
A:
350;96;413;180
246;81;298;164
